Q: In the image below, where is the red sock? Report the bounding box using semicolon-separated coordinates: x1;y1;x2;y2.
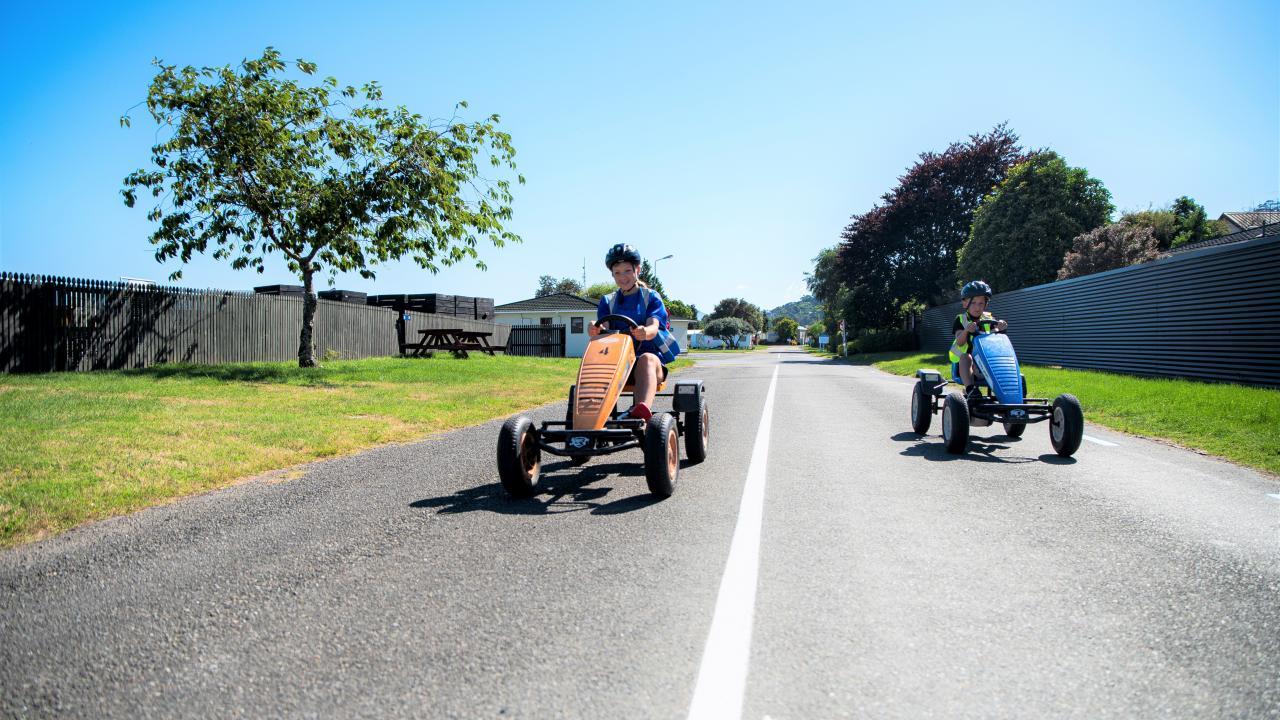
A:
631;402;652;421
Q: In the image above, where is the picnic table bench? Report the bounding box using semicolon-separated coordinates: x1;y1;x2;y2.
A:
403;328;505;358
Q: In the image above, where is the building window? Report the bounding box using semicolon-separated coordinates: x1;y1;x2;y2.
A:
540;317;553;326
571;317;584;334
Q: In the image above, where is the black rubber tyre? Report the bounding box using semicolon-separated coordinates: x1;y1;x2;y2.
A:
497;416;541;497
684;395;709;464
910;381;933;435
1003;422;1026;438
1050;393;1084;457
643;413;679;497
565;385;589;466
941;392;970;454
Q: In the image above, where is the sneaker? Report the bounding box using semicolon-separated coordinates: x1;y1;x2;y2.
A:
964;385;983;402
620;402;652;422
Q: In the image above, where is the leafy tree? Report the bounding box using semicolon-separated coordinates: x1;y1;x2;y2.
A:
664;298;697;320
1120;207;1179;250
638;260;667;297
1058;222;1160;280
1253;199;1280;212
707;297;764;331
805;321;826;346
1123;196;1227;251
1170;196;1226;248
805;246;849;321
958;151;1113;292
535;276;584;297
702;317;752;348
816;126;1024;334
121;48;522;367
773;317;798;342
583;282;616;300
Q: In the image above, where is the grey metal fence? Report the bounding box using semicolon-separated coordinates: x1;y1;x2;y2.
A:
0;273;510;372
918;235;1280;387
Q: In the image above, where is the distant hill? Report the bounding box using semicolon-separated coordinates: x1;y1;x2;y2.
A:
768;295;822;325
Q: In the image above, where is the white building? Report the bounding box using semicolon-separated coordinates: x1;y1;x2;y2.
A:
687;329;753;349
494;293;691;358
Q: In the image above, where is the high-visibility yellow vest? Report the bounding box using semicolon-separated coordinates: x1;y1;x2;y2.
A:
949;311;992;363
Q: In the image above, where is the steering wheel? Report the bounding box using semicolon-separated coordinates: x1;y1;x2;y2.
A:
595;314;640;335
976;318;1004;334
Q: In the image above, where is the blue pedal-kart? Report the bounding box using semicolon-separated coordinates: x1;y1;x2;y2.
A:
909;319;1084;456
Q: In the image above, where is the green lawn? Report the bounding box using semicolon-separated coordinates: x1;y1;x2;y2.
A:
0;354;693;548
807;348;1280;476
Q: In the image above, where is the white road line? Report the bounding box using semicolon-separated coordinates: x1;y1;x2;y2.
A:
1082;434;1118;447
687;364;779;720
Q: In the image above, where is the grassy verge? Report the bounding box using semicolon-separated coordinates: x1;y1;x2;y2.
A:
0;354;695;548
807;348;1280;476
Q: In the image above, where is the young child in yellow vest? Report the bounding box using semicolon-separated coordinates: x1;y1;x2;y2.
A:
949;280;1008;401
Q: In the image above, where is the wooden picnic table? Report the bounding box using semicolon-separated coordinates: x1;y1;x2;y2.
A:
404;328;505;358
451;330;505;357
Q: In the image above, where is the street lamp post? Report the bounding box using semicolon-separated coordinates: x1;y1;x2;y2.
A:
652;254;673;278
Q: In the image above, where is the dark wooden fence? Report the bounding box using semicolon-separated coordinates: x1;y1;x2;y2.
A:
506;325;566;358
0;273;510;372
917;234;1280;387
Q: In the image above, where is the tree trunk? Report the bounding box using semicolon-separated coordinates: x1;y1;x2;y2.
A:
298;267;318;368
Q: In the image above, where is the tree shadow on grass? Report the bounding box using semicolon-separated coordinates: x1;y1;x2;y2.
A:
410;459;665;516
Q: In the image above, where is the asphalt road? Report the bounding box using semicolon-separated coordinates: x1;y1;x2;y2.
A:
2;347;1278;719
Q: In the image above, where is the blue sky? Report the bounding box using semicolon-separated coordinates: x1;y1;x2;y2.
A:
1;0;1276;313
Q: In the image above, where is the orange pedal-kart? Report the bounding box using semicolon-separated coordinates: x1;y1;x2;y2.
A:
496;314;708;498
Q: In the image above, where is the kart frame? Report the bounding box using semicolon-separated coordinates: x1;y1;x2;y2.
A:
535;382;704;458
914;369;1054;425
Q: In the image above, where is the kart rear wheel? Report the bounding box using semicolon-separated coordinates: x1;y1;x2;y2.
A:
684;395;709;464
644;413;679;497
497;416;541;497
1050;394;1084;457
911;381;932;435
566;385;589;466
941;392;970;454
1003;422;1026;438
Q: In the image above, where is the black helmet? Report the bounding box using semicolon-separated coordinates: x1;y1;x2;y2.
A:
961;280;993;301
605;243;642;269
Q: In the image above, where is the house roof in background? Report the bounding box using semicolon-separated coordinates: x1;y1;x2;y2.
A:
1170;214;1280;255
1219;212;1280;231
495;293;599;312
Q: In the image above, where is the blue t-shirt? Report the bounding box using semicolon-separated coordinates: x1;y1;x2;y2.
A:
597;287;672;359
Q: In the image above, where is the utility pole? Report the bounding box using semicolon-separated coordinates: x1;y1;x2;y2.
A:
582;258;586;289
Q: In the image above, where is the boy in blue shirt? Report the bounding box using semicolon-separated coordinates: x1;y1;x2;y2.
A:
587;243;679;421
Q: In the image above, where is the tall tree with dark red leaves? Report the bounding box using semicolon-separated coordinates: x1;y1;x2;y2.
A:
835;125;1025;330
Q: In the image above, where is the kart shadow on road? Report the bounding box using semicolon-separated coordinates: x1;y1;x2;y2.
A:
891;431;1042;464
410;460;670;516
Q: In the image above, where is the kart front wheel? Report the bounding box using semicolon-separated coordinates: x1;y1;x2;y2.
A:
497;416;541;497
1003;422;1026;438
1050;394;1084;457
684;395;709;464
911;381;932;435
941;392;970;454
644;413;679;497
